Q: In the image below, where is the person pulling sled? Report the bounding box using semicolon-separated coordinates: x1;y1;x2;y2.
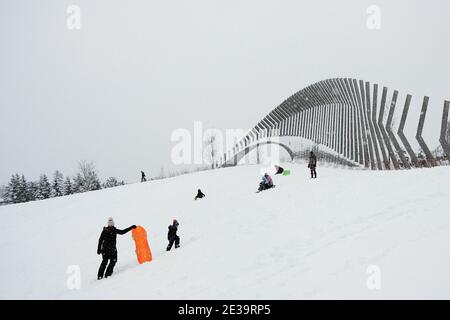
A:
97;217;136;280
167;219;180;251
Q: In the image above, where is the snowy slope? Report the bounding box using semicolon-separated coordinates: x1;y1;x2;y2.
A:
0;163;449;299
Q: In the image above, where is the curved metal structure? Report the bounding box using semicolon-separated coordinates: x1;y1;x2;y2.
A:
224;140;295;167
221;78;450;169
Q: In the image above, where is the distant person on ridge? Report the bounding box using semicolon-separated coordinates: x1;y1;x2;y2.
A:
97;217;136;280
274;165;284;175
194;189;206;200
308;151;317;179
141;171;147;182
167;219;180;251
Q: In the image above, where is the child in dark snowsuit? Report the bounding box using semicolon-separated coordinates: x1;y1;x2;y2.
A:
167;219;180;251
195;189;206;200
97;217;136;280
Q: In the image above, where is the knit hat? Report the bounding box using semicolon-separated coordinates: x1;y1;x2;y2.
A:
107;217;115;227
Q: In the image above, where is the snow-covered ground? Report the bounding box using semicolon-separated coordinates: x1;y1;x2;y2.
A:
0;163;449;299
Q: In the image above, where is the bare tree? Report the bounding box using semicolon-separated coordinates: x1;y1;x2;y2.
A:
77;160;101;192
204;133;218;169
159;166;166;179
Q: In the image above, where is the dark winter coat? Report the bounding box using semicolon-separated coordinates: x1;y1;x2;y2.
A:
97;226;133;255
168;225;178;240
308;154;317;168
275;166;284;174
195;190;205;200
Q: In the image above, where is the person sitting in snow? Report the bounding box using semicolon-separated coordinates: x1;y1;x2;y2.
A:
258;173;274;192
167;219;180;251
97;217;136;280
194;189;206;200
274;165;284;175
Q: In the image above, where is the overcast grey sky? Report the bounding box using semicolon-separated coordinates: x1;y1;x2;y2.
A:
1;0;449;184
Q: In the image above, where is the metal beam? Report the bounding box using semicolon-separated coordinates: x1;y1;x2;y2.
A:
397;94;419;167
354;79;370;168
416;96;435;167
386;90;410;169
439;100;450;158
365;81;381;170
372;83;388;169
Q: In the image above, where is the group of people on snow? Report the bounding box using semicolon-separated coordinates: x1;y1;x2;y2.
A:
97;188;206;279
98;151;318;279
257;151;318;192
97;217;182;280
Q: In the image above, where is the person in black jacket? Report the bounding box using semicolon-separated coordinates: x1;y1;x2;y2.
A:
194;189;205;200
166;219;180;251
308;151;317;178
141;171;147;182
274;165;284;175
97;217;136;280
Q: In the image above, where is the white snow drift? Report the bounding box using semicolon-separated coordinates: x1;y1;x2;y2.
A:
0;163;449;299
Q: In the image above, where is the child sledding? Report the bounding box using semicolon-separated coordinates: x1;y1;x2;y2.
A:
256;173;275;193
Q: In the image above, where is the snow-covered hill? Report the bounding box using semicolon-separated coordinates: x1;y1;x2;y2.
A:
1;163;449;299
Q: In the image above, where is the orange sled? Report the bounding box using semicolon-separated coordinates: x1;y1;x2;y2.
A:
132;226;152;264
